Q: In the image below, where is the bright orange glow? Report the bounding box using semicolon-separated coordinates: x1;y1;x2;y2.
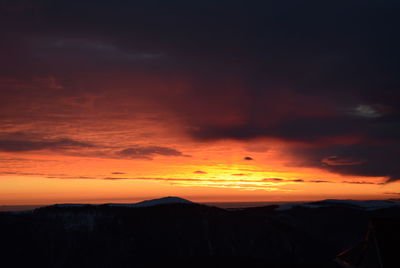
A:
0;120;397;205
1;0;400;207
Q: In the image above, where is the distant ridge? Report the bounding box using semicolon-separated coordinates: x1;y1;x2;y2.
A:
118;196;194;207
3;198;400;212
41;197;196;210
276;199;400;211
3;197;400;267
102;196;194;208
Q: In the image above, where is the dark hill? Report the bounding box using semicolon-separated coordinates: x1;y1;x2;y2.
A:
1;200;400;267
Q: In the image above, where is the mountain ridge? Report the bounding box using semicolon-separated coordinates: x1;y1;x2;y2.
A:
2;197;400;267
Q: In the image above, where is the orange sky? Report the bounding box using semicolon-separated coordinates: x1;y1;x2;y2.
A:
2;2;400;205
0;117;398;205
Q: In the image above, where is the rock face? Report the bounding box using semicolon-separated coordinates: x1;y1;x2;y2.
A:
1;199;399;268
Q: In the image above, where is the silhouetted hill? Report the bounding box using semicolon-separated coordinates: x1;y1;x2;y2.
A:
1;198;400;267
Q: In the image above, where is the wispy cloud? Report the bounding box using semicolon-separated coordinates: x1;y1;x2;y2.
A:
0;131;187;160
384;192;400;195
0;137;94;152
342;181;384;185
117;146;185;159
193;170;207;174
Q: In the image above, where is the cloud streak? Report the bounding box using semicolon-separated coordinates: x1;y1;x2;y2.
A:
0;138;94;152
117;146;184;158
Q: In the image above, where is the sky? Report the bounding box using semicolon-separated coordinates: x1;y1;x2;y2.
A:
1;0;400;205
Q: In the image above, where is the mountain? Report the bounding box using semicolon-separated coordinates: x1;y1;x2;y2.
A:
107;196;194;208
1;198;400;268
49;196;194;209
276;199;400;211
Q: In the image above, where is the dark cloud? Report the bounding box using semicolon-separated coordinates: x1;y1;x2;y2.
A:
290;144;400;182
117;146;183;158
0;157;54;162
262;177;382;185
103;177;201;182
44;176;102;179
342;181;384;185
262;178;305;183
190;115;400;144
0;171;67;177
383;192;400;195
0;137;93;152
1;1;400;181
193;171;207;174
111;172;125;175
244;157;253;161
0;132;185;160
308;180;332;183
263;178;283;182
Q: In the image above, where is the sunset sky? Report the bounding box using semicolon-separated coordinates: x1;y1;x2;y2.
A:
1;1;400;205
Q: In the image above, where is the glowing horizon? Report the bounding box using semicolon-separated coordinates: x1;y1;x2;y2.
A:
0;135;396;205
1;1;400;205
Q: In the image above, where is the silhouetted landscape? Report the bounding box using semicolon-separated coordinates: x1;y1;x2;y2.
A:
1;197;399;267
2;2;400;267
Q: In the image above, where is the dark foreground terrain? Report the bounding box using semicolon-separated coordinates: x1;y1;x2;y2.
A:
1;199;399;268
